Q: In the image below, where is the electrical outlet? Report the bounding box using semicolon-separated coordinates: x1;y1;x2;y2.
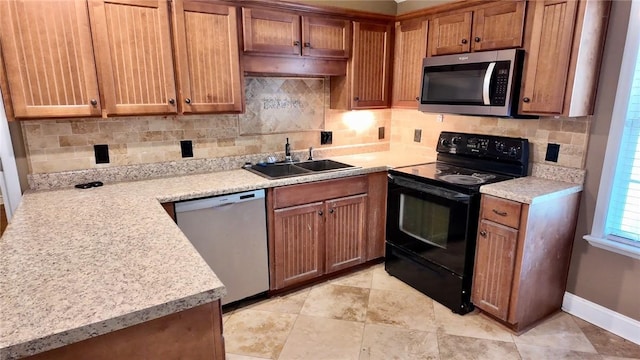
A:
180;140;193;158
321;131;333;145
94;144;110;164
545;143;560;162
414;129;422;143
378;127;385;140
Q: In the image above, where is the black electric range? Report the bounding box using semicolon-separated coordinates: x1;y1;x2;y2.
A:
385;131;529;314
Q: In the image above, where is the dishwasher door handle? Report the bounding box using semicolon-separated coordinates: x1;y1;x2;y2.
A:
175;189;265;213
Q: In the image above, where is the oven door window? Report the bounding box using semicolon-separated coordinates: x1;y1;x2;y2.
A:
387;179;474;275
399;193;450;249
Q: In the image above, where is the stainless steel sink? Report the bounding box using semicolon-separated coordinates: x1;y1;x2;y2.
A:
246;159;356;179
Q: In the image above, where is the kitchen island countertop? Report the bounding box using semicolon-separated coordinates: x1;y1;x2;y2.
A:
0;150;433;359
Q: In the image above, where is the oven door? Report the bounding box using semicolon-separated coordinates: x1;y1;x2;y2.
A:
386;174;476;275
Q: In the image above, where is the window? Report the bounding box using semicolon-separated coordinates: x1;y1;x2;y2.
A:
585;0;640;259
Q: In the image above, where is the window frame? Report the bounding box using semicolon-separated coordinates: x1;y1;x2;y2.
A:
584;0;640;260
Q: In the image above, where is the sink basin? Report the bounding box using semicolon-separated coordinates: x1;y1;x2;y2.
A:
295;159;355;172
246;159;356;179
247;163;312;179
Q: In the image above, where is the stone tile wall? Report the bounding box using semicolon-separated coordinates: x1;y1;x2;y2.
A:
390;110;590;169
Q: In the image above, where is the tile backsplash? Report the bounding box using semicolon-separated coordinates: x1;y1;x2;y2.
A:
20;77;390;174
390;110;590;169
19;77;589;176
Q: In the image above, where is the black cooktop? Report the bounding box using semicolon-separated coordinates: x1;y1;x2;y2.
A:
390;161;515;193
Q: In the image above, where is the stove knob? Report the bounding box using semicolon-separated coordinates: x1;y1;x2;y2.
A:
508;146;518;157
495;142;505;152
452;136;462;145
440;138;451;147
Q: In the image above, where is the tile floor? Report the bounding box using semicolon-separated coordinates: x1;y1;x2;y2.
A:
222;264;640;360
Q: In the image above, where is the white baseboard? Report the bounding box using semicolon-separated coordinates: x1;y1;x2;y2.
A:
562;292;640;345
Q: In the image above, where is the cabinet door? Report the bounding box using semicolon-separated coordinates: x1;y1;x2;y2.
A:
0;0;101;118
301;16;351;58
172;1;242;113
472;219;518;321
88;0;177;116
392;19;428;108
471;1;525;51
519;0;578;115
273;202;324;289
351;22;392;109
428;12;472;56
242;8;300;56
325;194;367;273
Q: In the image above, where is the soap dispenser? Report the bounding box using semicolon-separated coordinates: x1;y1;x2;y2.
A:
285;138;292;162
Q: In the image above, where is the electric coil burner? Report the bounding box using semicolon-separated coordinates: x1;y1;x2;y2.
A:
385;131;529;314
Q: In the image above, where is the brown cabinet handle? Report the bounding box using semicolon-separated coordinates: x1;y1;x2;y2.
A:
90;99;98;106
185;98;191;104
474;37;481;42
318;210;323;216
329;208;334;214
415;96;420;101
461;38;468;44
523;97;530;103
492;209;508;216
293;41;301;46
304;42;311;48
354;96;360;101
480;230;487;237
169;98;176;105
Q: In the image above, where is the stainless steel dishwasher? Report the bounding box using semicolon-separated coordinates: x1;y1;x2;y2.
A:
175;189;269;305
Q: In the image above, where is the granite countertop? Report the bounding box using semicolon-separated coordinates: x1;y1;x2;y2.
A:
0;151;434;359
480;176;583;204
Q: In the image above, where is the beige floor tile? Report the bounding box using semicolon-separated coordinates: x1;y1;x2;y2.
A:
513;312;597;353
224;309;297;359
438;333;521;360
432;302;514;342
572;317;640;358
226;354;271;360
601;356;640;360
278;315;365;360
330;268;374;288
250;288;310;314
516;343;603;360
366;288;436;332
359;323;439;360
300;284;370;322
371;265;421;293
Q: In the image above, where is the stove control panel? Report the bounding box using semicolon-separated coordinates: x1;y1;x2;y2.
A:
436;131;529;163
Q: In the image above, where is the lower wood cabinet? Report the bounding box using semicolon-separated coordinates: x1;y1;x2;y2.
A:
268;173;386;290
22;301;225;360
472;193;580;331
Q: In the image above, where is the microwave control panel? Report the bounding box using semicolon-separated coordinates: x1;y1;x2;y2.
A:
491;62;512;106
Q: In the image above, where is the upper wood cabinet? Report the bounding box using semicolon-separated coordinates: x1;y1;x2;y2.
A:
242;8;350;59
172;1;242;113
0;0;102;118
331;21;392;110
392;19;428;108
519;0;610;117
428;1;525;56
88;0;177;116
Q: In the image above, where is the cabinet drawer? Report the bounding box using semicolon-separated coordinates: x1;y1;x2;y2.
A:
481;195;521;229
273;176;368;209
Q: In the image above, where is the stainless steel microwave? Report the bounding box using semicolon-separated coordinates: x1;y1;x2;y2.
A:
419;49;524;117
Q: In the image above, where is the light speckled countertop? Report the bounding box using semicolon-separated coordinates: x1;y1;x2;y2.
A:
0;151;434;359
480;176;583;204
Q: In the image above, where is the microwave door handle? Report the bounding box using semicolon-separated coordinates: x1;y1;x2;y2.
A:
483;62;496;105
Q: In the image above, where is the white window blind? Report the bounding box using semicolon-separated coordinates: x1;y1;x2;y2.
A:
606;47;640;244
584;0;640;259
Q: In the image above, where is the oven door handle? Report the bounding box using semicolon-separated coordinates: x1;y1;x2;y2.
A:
389;175;471;203
483;62;496;105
